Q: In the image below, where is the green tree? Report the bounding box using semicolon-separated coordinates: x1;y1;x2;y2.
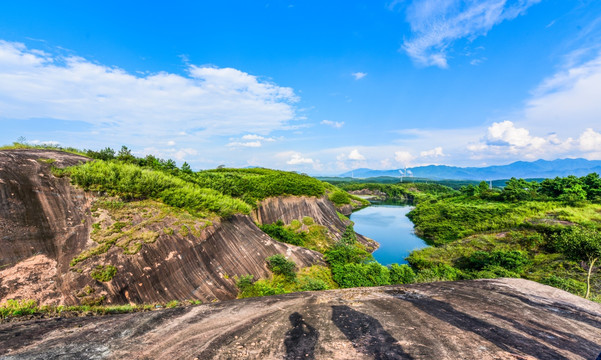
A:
181;162;192;174
553;227;601;299
117;146;135;163
500;178;539;202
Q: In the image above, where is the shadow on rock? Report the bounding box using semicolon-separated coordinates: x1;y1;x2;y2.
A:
284;312;319;360
331;305;413;360
407;297;569;359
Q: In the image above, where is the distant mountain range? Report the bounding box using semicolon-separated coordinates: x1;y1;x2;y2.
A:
339;158;601;181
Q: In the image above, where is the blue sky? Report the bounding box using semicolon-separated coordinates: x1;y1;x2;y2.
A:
1;0;601;174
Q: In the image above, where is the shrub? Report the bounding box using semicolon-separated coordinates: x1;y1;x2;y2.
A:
90;265;117;282
389;264;416;284
464;250;530;272
259;220;307;246
299;278;328;291
266;254;297;280
236;275;255;293
0;299;38;318
329;190;351;206
332;262;390;288
324;243;372;268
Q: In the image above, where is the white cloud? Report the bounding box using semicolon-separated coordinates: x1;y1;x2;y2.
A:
402;0;540;68
420;146;445;157
394;151;415;165
286;152;314;165
351;72;367;80
467;121;574;160
241;134;276;141
0;40;299;141
320;120;344;128
227;141;262;148
29;140;60;146
523;52;601;136
348;149;366;160
167;140;176;146
579;128;601;152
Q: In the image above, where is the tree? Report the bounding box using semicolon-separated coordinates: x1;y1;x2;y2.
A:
117;146;135;163
500;178;539;202
181;162;192;174
553;227;601;299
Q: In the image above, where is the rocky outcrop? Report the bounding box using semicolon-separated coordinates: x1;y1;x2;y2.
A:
252;196;377;251
1;278;599;359
0;150;323;305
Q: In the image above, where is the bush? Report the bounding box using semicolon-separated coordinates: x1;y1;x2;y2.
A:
299;278;328;291
90;265;117;282
259;220;307;246
0;299;38;318
332;262;390;288
329;190;351;206
62;160;251;218
414;264;464;282
266;254;297;280
463;250;530;272
389;264;416;284
324;243;372;268
541;275;587;296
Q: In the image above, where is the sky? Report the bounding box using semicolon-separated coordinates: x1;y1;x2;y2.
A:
1;0;601;175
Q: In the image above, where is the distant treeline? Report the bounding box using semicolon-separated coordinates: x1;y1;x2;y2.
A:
462;174;601;203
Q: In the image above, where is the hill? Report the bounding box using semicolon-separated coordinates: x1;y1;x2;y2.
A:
0;149;371;306
340;158;601;180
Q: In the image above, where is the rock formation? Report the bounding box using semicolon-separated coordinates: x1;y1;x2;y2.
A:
1;279;599;359
0;150;338;305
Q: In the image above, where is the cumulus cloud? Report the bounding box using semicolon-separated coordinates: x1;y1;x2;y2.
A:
467;121;574;160
320;120;344;128
579;128;601;152
394;151;415;165
401;0;540;68
0;40;299;142
351;72;367;80
420;146;445;157
348;149;366;161
286;152;314;165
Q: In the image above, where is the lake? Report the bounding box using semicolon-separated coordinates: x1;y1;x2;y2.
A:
350;201;428;265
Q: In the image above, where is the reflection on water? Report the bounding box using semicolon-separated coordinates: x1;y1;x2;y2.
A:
350;202;428;265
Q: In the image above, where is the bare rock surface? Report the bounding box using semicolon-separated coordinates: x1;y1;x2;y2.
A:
253;196;378;251
0;150;323;305
1;278;599;359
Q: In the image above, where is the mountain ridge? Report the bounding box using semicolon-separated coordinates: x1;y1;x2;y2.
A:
339;158;601;180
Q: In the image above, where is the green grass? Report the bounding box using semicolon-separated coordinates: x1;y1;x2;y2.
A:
0;298;207;320
58;160;252;218
90;265;117;282
188;167;326;206
408;198;558;245
0;142;88;157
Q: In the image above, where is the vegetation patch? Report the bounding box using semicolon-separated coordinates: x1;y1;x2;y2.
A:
90;265;117;282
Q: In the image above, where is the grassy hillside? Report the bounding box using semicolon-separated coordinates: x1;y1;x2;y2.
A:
406;174;601;301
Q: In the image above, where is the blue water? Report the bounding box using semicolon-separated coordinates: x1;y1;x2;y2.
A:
350;203;428;265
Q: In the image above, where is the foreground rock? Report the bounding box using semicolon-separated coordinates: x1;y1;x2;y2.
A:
1;278;599;359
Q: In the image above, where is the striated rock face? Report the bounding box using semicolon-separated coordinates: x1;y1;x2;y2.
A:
252;196;377;251
1;278;600;359
0;150;323;305
0;150;91;305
